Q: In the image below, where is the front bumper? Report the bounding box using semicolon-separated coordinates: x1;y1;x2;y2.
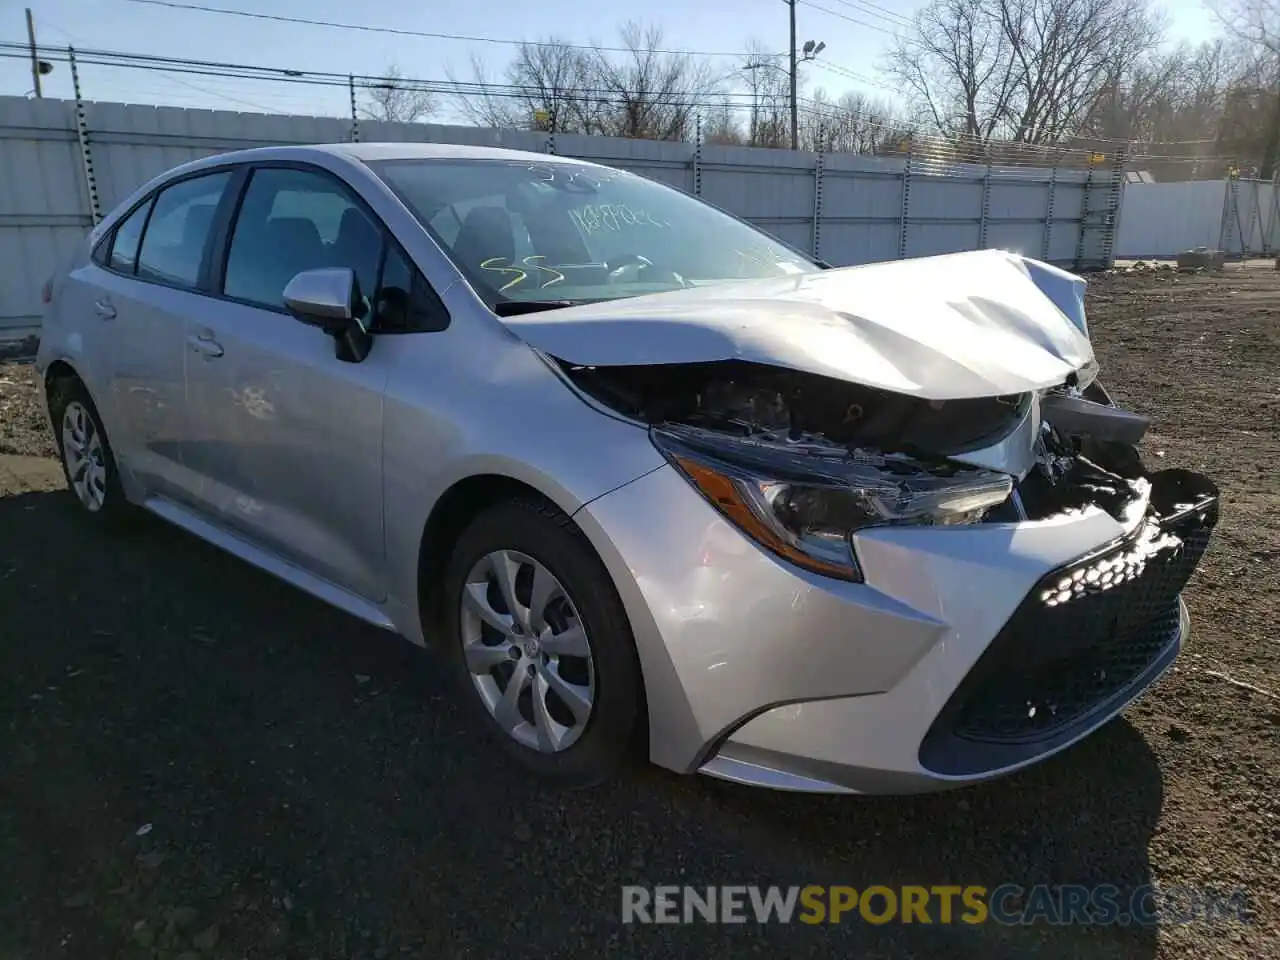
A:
576;461;1218;794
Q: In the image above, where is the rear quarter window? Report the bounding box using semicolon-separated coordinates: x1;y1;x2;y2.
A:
107;199;153;275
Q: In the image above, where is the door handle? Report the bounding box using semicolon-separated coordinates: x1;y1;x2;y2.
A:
93;299;116;319
186;333;224;359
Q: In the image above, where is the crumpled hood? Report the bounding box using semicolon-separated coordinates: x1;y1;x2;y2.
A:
501;249;1094;401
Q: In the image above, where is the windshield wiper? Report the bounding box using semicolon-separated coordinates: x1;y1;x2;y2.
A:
492;299;583;317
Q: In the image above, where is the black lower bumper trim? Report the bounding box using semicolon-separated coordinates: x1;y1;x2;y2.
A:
919;469;1219;778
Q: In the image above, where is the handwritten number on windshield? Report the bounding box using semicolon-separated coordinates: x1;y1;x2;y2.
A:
480;255;566;291
479;257;528;293
570;203;669;236
523;163;621;191
523;256;566;288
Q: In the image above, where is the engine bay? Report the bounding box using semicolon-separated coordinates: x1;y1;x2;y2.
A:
560;359;1030;456
556;357;1156;526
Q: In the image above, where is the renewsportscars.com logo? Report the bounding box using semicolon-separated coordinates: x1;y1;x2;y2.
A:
621;885;1254;926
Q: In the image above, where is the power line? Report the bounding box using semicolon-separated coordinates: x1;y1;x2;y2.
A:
35;17;278;111
822;0;912;26
0;41;1236;161
0;44;814;112
798;1;899;36
47;41;812;104
811;57;895;91
121;0;760;58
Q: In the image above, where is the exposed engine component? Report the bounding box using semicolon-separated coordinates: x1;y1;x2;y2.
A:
556;355;1159;529
559;359;1029;457
1008;419;1149;522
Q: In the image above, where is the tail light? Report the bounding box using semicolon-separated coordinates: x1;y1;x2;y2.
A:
41;278;54;305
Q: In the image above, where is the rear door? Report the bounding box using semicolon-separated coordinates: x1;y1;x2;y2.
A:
85;170;235;502
180;164;394;600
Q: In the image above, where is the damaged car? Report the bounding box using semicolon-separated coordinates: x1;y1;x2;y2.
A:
36;143;1218;793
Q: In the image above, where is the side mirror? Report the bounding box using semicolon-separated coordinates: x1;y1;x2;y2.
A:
283;268;361;331
282;267;374;363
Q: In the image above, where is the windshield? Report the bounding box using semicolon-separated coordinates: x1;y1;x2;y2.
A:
369;158;819;309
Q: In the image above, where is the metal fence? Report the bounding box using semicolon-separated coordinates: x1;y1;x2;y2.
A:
1;92;1120;342
1115;177;1280;260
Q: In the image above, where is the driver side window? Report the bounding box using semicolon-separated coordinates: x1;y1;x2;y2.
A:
223;167;383;311
221;165;449;333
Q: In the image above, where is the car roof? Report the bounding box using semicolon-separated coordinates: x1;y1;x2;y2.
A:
177;141;602;172
95;141;611;237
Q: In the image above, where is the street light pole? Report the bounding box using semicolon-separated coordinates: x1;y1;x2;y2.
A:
788;0;798;150
26;8;42;98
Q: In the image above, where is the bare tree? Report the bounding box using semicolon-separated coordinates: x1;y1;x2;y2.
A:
589;22;718;140
885;0;1164;144
361;66;437;123
741;45;791;148
702;97;746;144
1218;49;1280;175
451;41;596;132
1083;42;1236;142
452;24;716;140
1215;0;1280;51
802;89;908;153
1213;0;1280;175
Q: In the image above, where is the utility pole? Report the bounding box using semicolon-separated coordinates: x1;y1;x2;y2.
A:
788;0;798;150
26;8;42;98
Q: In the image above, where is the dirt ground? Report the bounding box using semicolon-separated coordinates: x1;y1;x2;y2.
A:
1;264;1277;959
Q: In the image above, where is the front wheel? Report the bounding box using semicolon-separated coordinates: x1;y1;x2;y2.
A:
442;498;644;788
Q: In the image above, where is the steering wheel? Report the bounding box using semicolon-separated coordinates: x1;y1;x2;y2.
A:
604;252;687;287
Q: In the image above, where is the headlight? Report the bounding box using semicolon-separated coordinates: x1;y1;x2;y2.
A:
651;425;1013;581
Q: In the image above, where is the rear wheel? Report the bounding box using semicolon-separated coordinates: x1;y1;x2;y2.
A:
442;498;643;787
48;378;134;527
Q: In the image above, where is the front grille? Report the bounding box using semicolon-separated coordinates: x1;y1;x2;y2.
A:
920;468;1218;776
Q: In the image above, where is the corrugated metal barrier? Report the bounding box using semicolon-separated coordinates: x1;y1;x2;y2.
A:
0;95;1113;343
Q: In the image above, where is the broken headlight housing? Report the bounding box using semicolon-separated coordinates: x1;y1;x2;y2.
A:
651;424;1013;582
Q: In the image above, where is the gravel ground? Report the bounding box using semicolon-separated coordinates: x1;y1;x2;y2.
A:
1;265;1277;959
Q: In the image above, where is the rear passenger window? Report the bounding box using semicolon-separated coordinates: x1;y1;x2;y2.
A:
108;200;152;275
223;167;383;311
136;172;231;289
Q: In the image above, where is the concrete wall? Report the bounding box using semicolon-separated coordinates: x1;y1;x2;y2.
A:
1;95;1111;342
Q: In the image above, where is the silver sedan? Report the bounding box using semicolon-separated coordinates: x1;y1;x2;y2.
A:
35;143;1218;793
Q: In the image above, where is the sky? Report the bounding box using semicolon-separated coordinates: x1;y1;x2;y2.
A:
0;0;1224;124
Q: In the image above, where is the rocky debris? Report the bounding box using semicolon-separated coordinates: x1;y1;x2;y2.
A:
1176;247;1226;271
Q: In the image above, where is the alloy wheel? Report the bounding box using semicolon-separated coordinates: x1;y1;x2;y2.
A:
61;401;107;512
459;549;596;753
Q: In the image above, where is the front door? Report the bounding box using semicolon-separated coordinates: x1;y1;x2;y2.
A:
182;165;391;601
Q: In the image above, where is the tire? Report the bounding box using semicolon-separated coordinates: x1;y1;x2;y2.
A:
48;376;135;528
442;497;643;788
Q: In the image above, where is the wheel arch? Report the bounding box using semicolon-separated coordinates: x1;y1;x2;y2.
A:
43;357;84;397
413;471;652;749
42;358;91;439
415;474;552;646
